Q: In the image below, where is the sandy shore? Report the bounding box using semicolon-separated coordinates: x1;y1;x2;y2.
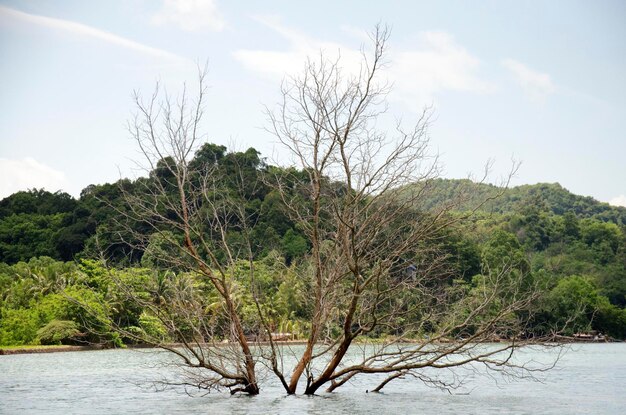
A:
0;341;310;355
0;345;105;355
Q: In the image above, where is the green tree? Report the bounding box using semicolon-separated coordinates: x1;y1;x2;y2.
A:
281;228;308;263
481;229;530;275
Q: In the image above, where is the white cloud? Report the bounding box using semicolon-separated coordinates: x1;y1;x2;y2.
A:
0;158;70;199
609;195;626;207
152;0;225;32
390;32;495;109
233;20;493;110
233;16;362;79
0;5;185;62
501;58;555;103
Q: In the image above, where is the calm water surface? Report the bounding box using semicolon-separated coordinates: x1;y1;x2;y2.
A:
1;344;625;414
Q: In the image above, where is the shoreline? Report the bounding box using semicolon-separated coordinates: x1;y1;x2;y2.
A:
2;338;621;356
0;341;311;355
0;345;104;355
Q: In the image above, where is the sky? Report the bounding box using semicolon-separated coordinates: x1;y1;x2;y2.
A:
0;0;624;206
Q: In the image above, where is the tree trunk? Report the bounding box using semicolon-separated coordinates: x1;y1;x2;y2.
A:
303;336;353;395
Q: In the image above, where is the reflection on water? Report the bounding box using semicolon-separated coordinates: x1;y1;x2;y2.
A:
1;344;625;414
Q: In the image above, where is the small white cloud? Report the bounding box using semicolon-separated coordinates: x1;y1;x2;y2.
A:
152;0;225;32
0;158;71;199
609;195;626;207
390;31;495;109
502;58;555;103
233;21;493;110
233;16;361;79
0;5;186;62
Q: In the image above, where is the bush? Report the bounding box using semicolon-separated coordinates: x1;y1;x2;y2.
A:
0;308;40;345
138;312;169;341
37;319;80;345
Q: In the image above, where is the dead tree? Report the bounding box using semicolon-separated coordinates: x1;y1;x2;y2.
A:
108;68;266;395
99;25;560;397
266;25;558;395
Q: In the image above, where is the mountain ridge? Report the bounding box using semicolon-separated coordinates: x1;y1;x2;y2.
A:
415;179;626;225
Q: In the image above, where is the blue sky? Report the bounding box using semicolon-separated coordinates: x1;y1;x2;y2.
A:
0;0;624;206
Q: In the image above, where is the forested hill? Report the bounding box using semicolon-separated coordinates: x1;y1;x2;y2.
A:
0;171;624;265
1;144;625;346
416;179;626;225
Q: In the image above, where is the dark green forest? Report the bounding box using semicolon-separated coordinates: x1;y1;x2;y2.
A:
1;143;625;346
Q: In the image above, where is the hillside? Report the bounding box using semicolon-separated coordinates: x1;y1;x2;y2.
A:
416;179;626;225
1;146;625;346
1;173;625;265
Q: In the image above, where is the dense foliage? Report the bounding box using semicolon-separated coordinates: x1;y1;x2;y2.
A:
1;144;625;346
417;179;626;225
